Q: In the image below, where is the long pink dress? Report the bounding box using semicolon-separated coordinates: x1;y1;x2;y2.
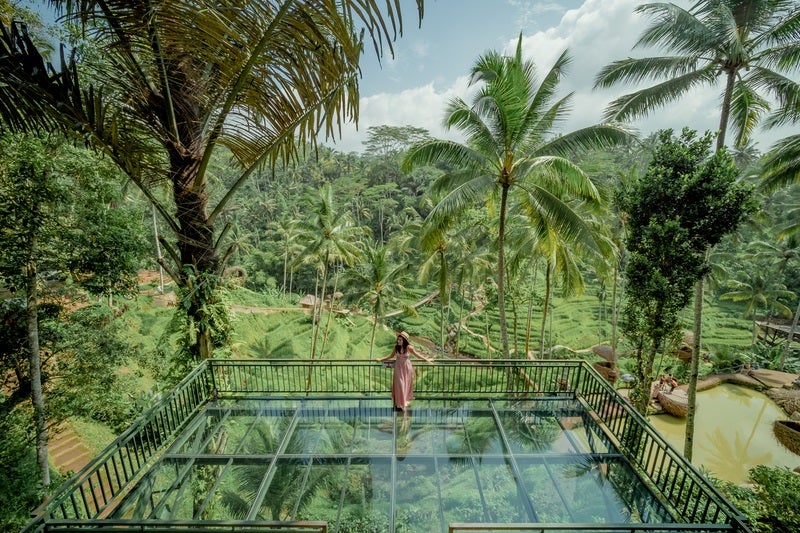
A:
391;350;415;409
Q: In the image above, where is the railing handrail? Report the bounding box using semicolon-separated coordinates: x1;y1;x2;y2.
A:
572;364;749;532
43;518;328;532
25;361;212;531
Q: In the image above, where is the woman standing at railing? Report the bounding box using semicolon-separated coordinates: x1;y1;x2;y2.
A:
378;331;433;411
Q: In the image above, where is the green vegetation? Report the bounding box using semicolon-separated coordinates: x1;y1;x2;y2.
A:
1;0;799;530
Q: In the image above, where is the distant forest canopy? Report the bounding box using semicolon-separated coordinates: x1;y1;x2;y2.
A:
202;124;796;307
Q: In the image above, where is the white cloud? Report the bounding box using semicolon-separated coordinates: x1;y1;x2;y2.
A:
328;0;792;154
327;77;472;153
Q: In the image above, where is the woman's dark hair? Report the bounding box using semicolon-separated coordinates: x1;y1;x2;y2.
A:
396;336;409;351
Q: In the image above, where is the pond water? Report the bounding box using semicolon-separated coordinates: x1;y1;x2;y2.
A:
649;383;799;484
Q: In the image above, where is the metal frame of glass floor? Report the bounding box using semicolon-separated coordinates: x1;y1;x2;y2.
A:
25;359;752;533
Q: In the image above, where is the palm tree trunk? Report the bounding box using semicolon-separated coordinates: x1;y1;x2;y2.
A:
539;261;552;358
780;300;800;371
497;184;510;358
685;277;704;461
716;70;735;151
525;259;539;358
173;165;222;360
440;251;447;357
309;272;320;354
319;262;340;357
611;263;619;365
282;245;289;296
369;309;379;360
314;257;330;358
26;259;50;490
152;205;165;293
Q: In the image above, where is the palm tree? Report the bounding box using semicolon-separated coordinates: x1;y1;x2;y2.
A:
0;1;423;358
417;221;453;356
296;185;366;365
268;214;302;296
720;268;795;348
403;36;633;359
594;0;800;152
344;241;411;358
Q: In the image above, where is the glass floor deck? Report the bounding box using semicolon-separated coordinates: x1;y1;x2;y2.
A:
112;396;672;532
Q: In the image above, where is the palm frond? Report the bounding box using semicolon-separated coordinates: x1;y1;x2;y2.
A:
517;182;598;251
602;67;717;122
746;66;800;116
526;49;571;124
729;79;770;148
424;174;495;230
635;2;716;55
760;134;800;192
402;138;487;173
451;93;505;151
594;55;705;90
536;123;637;159
520;156;601;204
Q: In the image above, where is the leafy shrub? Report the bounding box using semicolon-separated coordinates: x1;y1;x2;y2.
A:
717;465;800;533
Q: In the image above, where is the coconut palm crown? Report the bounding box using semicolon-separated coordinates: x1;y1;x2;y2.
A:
594;0;800;151
402;36;634;359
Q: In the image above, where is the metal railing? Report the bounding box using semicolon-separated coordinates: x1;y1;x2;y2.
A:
25;359;751;533
571;368;750;533
25;363;212;531
43;519;327;532
448;524;733;533
206;358;585;397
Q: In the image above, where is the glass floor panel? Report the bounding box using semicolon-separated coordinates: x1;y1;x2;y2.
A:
112;397;674;532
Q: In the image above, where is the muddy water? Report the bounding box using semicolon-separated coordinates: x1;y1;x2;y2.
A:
649;383;799;484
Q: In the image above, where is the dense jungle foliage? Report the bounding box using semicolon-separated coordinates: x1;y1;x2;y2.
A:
2;0;800;531
2;125;798;530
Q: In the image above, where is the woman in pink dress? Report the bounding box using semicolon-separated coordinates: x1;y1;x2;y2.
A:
378;331;433;410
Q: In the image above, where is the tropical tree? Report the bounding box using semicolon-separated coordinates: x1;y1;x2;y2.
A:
403;36;633;359
344;242;411;358
296;185;366;365
0;134;146;491
269;214;302;296
595;0;789;454
619;129;752;417
0;1;423;359
594;0;800;152
720;267;795;347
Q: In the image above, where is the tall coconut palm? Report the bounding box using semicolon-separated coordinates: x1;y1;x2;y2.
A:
344;241;411;358
594;0;800;151
296;185;366;365
403;36;633;359
0;1;423;359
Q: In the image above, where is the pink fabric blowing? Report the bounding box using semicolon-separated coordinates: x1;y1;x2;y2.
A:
391;352;414;409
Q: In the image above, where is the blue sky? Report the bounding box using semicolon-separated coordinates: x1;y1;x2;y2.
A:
357;0;586;95
20;0;793;155
331;0;793;154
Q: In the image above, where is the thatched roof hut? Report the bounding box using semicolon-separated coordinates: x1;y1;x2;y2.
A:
299;294;317;309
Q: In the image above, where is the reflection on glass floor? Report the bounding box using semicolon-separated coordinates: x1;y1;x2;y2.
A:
113;397;672;532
